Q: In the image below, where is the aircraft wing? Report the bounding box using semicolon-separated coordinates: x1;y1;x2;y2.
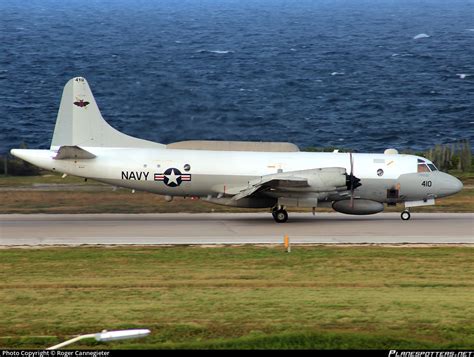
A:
231;167;347;201
232;176;309;201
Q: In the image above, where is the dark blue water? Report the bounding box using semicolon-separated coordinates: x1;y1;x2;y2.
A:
1;0;473;154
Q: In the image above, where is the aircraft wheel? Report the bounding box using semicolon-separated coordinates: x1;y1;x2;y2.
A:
401;210;411;221
273;209;288;223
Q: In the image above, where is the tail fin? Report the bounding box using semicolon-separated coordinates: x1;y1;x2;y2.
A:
50;77;165;149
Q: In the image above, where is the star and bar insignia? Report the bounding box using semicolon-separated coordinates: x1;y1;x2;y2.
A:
154;168;191;187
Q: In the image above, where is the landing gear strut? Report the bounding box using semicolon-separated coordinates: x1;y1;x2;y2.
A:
272;207;288;223
401;210;411;221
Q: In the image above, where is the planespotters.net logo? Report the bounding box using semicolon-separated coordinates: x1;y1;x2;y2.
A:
389;351;473;357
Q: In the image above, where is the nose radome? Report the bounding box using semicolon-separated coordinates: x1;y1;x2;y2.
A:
450;175;463;194
439;173;463;196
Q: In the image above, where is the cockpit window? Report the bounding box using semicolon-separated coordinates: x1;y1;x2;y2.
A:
418;163;430;173
427;164;438;171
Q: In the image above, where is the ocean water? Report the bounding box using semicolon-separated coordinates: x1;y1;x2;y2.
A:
1;0;473;154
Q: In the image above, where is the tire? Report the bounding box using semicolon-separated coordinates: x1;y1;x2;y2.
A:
401;210;411;221
273;209;288;223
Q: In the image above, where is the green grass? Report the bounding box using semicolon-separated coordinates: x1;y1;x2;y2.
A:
0;173;89;187
0;246;473;349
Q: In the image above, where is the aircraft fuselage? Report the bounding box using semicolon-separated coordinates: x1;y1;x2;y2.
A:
11;147;462;206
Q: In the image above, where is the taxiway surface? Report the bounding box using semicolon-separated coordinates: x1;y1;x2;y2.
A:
0;213;472;246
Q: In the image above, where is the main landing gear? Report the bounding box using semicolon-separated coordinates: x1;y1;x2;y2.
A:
401;210;411;221
272;207;288;223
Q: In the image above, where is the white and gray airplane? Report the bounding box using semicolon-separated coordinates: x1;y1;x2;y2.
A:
11;77;463;223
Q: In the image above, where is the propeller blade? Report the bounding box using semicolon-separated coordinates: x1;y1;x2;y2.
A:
350;152;354;177
345;153;361;209
350;153;354;209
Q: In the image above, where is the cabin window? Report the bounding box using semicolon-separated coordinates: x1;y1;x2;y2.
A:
418;164;430;173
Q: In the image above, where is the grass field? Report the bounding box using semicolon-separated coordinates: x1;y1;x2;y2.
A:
0;246;473;349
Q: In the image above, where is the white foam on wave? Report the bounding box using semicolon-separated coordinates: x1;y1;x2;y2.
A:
199;50;234;54
331;72;344;76
456;74;470;79
392;53;414;57
413;33;430;40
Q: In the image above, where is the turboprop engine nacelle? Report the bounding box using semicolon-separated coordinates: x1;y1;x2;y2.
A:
332;199;384;215
305;167;348;192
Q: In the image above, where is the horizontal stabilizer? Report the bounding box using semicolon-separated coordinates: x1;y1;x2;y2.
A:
54;146;96;160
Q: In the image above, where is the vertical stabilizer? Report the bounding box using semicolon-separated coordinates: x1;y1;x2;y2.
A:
50;77;164;149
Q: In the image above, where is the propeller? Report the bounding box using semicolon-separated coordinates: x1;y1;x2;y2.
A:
346;152;362;208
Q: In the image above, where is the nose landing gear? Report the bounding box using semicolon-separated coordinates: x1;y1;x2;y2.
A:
401;210;411;221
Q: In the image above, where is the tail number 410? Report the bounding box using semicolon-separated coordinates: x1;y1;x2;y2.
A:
421;180;432;187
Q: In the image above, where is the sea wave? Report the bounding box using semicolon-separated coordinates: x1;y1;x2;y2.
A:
413;33;430;40
0;0;472;153
198;50;234;54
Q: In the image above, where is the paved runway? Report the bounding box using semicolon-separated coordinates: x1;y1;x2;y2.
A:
0;213;472;246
